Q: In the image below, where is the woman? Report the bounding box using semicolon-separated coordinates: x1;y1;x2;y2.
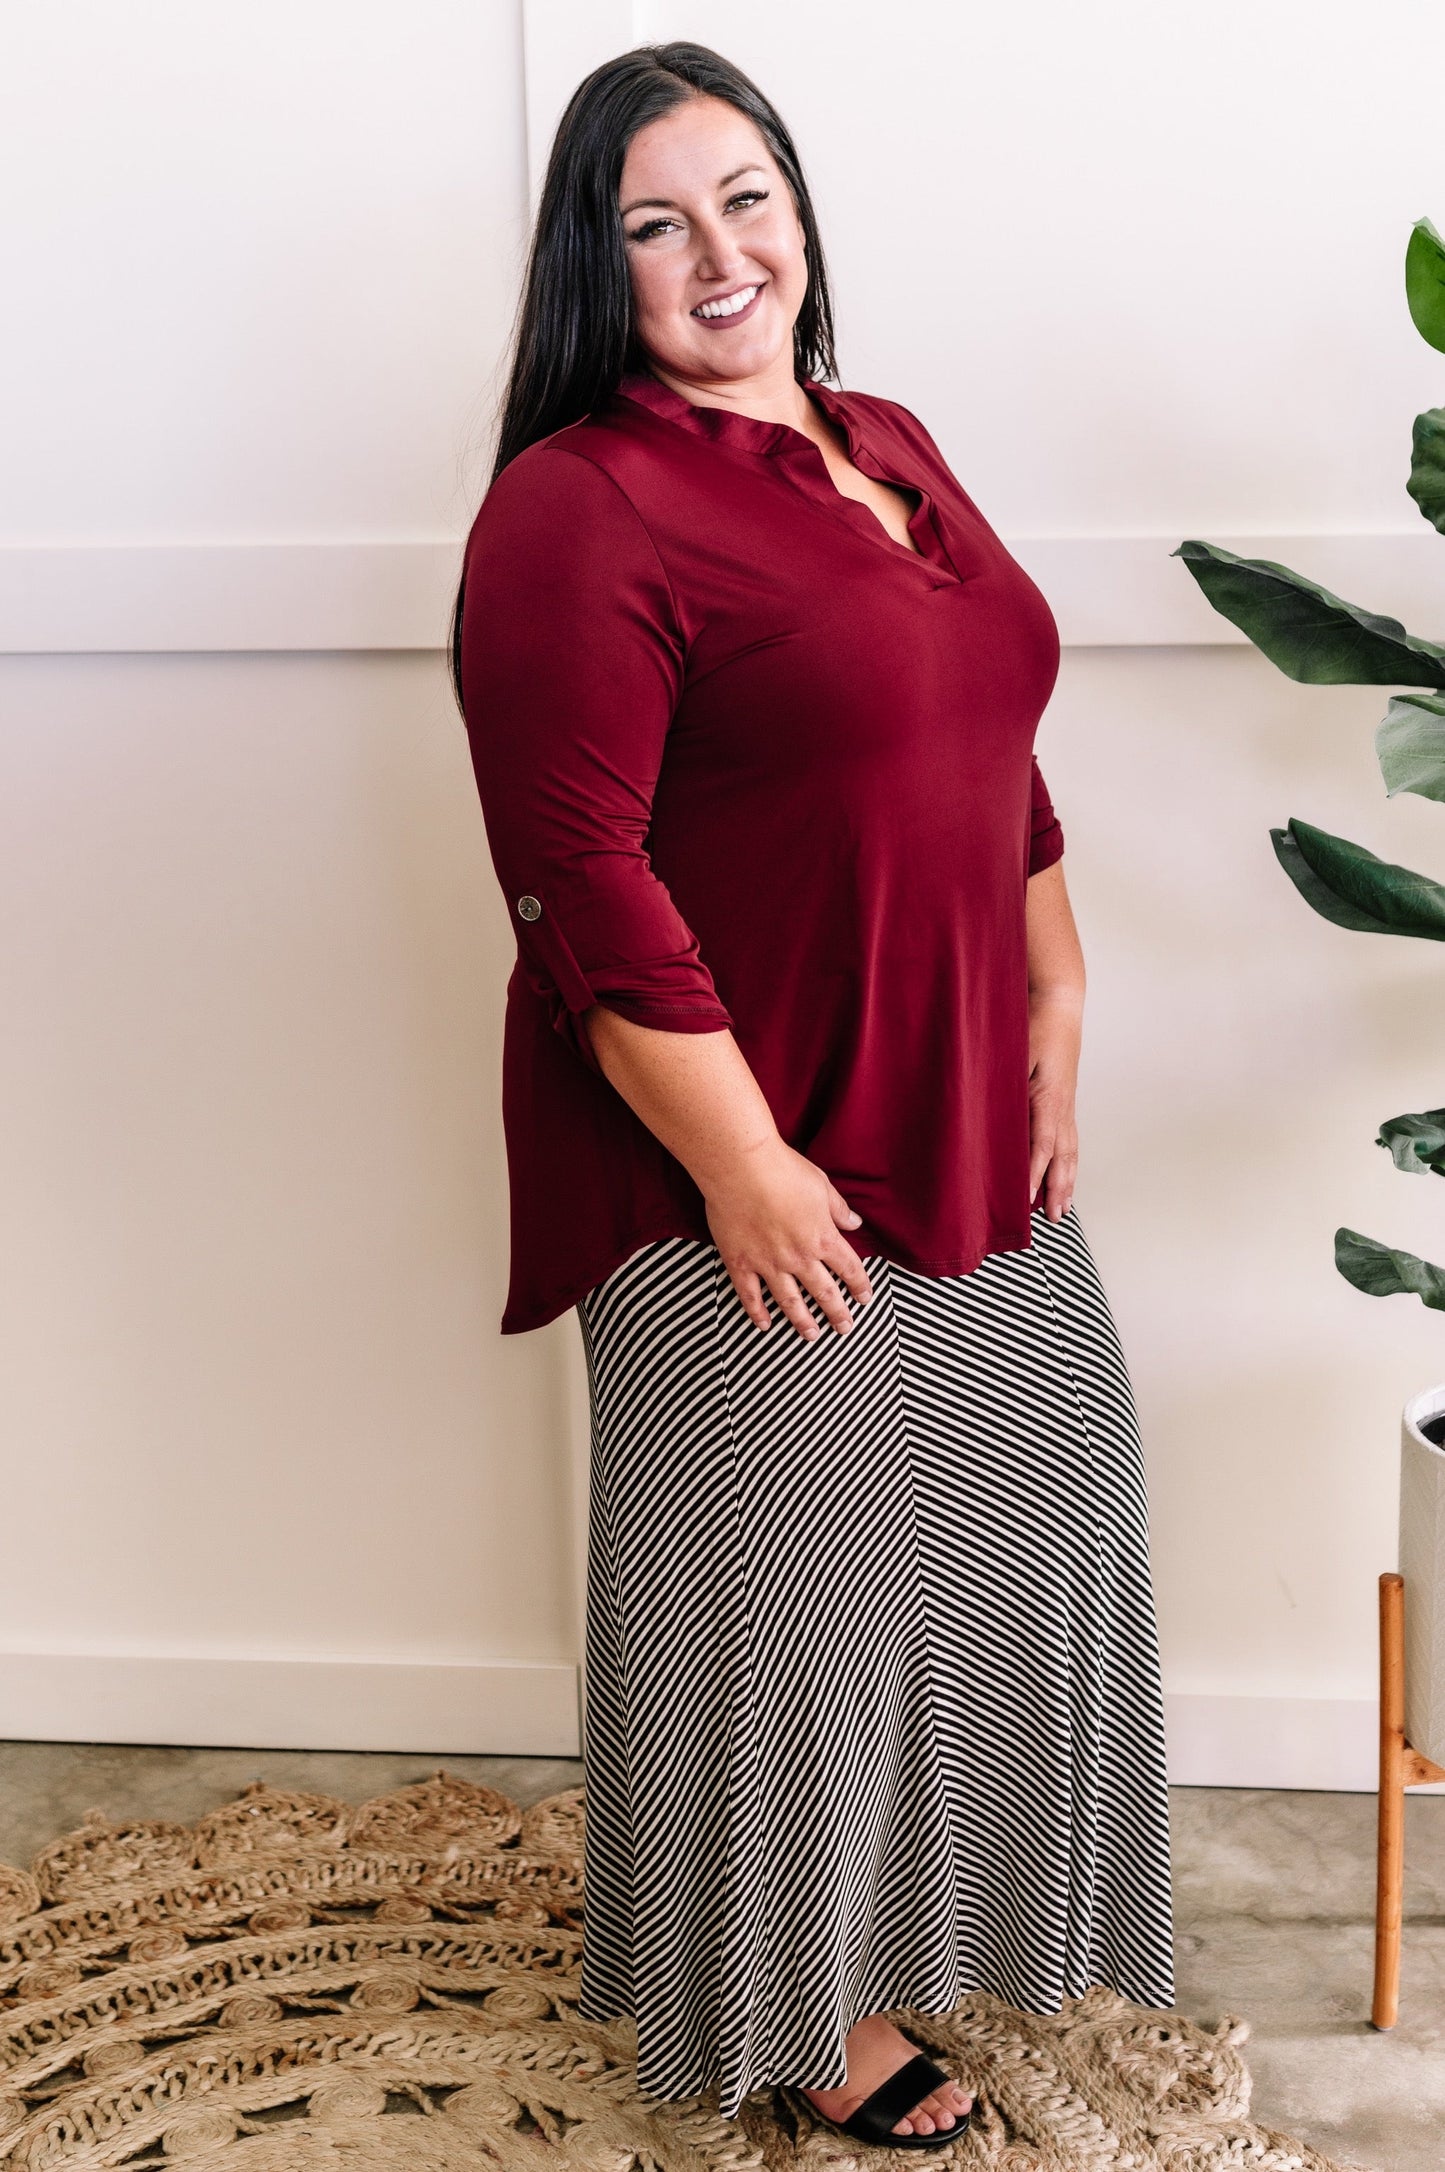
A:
451;40;1176;2149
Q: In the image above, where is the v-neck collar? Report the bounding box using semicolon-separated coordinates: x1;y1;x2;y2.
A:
609;368;963;585
613;366;849;456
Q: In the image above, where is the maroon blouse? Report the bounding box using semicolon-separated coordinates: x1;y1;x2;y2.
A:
459;369;1064;1334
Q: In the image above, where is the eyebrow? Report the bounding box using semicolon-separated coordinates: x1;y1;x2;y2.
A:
620;164;768;219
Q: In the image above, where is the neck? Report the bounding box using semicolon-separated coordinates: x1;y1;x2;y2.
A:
638;350;813;433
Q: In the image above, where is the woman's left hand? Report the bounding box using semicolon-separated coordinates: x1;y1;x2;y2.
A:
1027;990;1082;1219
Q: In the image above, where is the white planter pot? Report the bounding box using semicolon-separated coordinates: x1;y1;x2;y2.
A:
1400;1378;1445;1769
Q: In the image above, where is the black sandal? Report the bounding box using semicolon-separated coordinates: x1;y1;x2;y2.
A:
783;2048;972;2151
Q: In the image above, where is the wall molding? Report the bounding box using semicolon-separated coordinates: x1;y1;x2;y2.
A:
0;543;465;657
520;0;634;215
1;532;1436;657
0;1652;581;1759
0;1649;1437;1790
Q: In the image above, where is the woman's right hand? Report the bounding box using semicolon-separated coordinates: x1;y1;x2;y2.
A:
702;1137;874;1340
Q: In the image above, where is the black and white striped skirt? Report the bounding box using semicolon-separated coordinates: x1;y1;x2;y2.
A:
573;1203;1176;2119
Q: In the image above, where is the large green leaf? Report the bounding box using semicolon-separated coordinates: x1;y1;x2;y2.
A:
1377;692;1445;804
1407;407;1445;532
1271;817;1445;939
1377;1108;1445;1174
1406;217;1445;354
1173;540;1445;687
1336;1227;1445;1311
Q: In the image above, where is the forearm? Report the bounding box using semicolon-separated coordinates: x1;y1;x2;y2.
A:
1026;859;1085;1018
580;1003;781;1198
1025;859;1083;1212
581;1000;869;1341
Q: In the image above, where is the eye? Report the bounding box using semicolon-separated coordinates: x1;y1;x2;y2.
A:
627;215;678;243
625;187;770;245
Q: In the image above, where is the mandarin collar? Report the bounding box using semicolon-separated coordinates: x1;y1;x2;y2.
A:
611;367;860;459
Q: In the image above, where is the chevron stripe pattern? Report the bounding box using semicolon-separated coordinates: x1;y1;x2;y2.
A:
574;1203;1176;2119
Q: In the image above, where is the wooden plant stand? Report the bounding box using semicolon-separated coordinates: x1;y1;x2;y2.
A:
1372;1570;1445;2027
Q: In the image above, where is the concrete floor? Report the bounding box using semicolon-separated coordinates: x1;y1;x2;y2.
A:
0;1746;1439;2172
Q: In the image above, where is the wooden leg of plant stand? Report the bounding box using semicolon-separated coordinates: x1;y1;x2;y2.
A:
1373;1572;1406;2029
1372;1570;1445;2029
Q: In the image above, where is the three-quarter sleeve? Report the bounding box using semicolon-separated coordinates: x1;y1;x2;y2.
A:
459;444;736;1076
1027;755;1064;876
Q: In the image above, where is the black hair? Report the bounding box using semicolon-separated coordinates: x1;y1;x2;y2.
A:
447;40;837;717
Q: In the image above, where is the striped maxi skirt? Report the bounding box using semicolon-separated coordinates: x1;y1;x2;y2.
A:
573;1202;1176;2120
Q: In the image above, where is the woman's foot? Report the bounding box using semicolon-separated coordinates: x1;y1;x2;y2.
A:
800;2013;974;2137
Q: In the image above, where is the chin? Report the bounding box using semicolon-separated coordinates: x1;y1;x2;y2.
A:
684;329;790;380
696;346;773;379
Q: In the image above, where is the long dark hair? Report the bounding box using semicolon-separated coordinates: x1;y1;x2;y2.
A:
448;40;838;718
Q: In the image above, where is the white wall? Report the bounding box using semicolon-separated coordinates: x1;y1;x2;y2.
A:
0;1;585;1756
0;1;524;540
0;649;580;1754
630;0;1445;534
3;0;1443;1780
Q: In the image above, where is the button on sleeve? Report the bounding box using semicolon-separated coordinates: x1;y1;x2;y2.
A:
458;445;735;1077
1027;755;1064;876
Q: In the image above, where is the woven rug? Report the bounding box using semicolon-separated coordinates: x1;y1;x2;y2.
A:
0;1774;1360;2171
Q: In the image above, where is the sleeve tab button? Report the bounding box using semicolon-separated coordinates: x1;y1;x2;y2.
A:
516;894;543;922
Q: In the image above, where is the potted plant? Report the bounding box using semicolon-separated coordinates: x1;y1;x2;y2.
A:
1173;216;1445;1769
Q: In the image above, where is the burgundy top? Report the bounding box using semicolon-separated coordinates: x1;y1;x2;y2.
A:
459;369;1064;1335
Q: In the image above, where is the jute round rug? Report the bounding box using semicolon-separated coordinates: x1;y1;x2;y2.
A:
0;1774;1354;2171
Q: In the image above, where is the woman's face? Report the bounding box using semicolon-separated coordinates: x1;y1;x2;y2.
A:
618;94;808;389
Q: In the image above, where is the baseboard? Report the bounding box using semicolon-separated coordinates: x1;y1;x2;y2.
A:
0;1656;1429;1789
0;1651;581;1758
1164;1690;1445;1792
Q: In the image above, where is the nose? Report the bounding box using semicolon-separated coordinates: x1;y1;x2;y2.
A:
691;212;749;288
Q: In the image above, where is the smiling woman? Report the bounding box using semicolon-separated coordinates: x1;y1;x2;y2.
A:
617;97;924;549
449;36;1176;2150
620;115;802;354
